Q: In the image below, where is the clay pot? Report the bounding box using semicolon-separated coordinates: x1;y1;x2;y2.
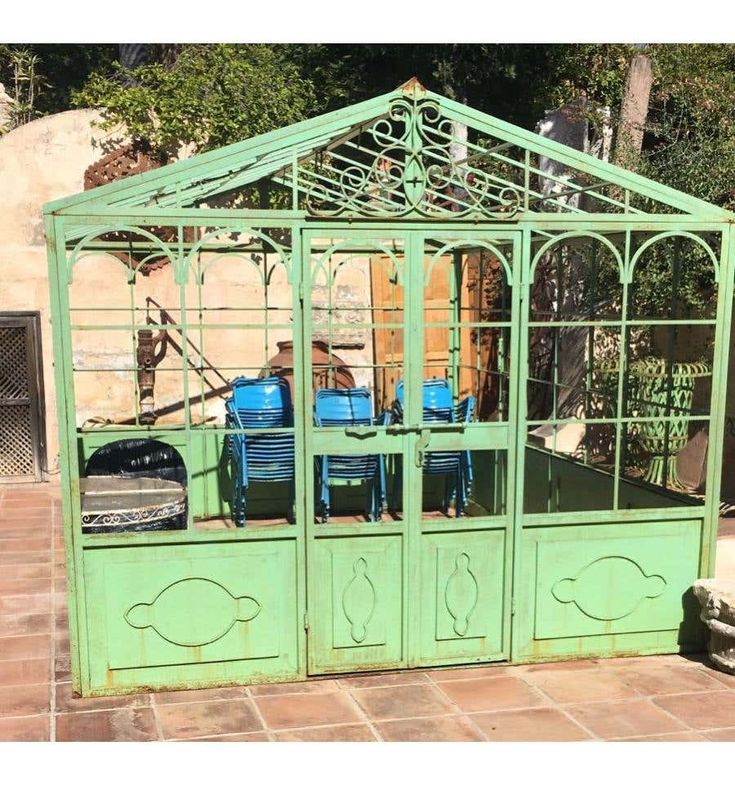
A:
260;340;355;397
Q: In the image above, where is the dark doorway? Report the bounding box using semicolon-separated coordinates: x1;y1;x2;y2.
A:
0;312;46;482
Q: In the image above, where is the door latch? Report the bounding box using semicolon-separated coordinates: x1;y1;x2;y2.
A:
415;428;431;468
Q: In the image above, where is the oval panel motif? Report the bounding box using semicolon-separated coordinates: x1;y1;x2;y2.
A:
444;552;479;637
125;577;261;647
342;557;376;644
552;556;666;621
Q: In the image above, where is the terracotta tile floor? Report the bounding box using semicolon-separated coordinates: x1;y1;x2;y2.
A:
2;481;735;742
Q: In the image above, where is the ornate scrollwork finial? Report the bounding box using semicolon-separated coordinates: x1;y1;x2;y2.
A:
304;95;522;220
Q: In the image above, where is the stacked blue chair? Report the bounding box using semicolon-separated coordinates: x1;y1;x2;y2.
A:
314;388;390;523
226;376;295;527
394;378;475;516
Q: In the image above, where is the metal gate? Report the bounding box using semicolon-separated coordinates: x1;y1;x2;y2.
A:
0;313;45;482
303;228;520;673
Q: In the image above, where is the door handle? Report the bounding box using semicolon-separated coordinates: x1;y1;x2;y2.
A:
344;426;377;438
415;428;431;468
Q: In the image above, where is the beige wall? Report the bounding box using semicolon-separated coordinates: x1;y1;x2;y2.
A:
0;108;384;479
67;242;377;428
0;109;114;473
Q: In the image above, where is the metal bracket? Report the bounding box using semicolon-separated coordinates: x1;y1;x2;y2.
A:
415;428;432;468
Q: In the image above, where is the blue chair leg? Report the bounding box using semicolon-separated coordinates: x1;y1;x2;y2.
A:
231;458;246;528
366;479;374;522
241;482;248;526
368;470;380;522
287;480;295;524
321;457;330;523
378;455;388;514
442;473;455;516
456;466;468;517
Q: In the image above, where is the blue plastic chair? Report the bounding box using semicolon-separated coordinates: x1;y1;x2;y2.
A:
314;388;391;523
393;379;475;516
226;376;295;526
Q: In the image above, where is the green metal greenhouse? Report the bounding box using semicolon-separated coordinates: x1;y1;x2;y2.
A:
44;78;734;696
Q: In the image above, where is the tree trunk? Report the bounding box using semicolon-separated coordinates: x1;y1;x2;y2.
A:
614;53;653;168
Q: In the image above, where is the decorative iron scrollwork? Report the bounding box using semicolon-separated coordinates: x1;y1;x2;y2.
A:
304;95;522;219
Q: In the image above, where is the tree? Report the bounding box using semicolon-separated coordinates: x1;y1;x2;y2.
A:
72;44;321;163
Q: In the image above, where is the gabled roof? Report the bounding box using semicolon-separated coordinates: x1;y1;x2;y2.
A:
45;78;733;220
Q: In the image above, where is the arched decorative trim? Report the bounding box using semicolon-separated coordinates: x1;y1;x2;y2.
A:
189;227;291;284
424;239;513;287
69;250;135;284
312;240;403;288
68;224;178;284
627;231;720;284
529;231;625;284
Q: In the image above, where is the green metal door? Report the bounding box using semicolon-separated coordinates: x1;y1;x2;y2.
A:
303;226;520;674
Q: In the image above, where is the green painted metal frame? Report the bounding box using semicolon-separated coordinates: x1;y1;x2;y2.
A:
44;80;735;694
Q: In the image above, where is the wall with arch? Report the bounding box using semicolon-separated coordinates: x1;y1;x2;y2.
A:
0;109;115;472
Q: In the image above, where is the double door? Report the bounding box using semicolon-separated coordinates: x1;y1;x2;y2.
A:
300;228;521;673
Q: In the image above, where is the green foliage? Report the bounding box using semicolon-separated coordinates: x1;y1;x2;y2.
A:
0;46;47;129
641;44;735;211
0;44;116;122
72;44;318;161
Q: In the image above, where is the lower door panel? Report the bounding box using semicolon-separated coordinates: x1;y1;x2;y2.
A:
512;518;703;662
83;539;300;693
308;533;404;674
418;528;507;666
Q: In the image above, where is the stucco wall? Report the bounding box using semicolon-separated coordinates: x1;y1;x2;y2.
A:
66;243;376;428
0;109;114;473
0;109;380;477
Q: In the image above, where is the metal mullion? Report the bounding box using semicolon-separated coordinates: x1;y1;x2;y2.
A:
615;229;629;510
327;252;334;387
528;319;716;328
313;321;405;331
263;251;270;378
173;225;192;459
196;251;206;427
53;215;96;692
510;227;530;661
288;224;307;678
430;320;513;329
129;279;139;427
702;225;734;576
405;231;423;668
71;305;294;312
449;251;460;398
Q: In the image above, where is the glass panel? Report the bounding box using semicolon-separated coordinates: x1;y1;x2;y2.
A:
528;326;621;421
629;234;718;321
530;236;623;322
524;422;617;514
314;451;401;524
619;420;706;507
420;449;507;520
80;436;189;534
310;240;405;416
422;242;512;424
